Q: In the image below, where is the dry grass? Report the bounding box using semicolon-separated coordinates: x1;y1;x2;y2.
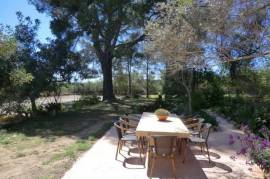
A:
0;98;154;179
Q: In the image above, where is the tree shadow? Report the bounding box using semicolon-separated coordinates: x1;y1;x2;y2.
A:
198;159;233;173
192;149;221;159
1;105;117;140
146;149;208;179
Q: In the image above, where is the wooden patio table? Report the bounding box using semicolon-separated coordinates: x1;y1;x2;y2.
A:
136;112;191;163
136;112;190;138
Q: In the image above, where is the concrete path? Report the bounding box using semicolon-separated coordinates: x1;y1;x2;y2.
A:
63;114;264;179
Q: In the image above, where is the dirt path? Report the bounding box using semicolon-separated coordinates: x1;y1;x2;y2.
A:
204;110;264;178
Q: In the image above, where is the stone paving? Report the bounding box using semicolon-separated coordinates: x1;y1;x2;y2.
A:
63;115;264;179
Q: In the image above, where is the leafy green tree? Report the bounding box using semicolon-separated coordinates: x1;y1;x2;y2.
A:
29;0;164;100
14;12;49;112
14;12;88;113
0;25;33;114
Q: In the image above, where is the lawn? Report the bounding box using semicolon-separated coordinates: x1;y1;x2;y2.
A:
0;98;155;179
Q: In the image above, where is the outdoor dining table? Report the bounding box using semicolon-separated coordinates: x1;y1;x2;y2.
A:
136;112;191;162
136;112;190;138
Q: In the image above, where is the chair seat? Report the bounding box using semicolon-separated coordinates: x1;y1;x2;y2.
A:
124;128;136;134
191;131;200;136
122;134;137;141
190;136;205;143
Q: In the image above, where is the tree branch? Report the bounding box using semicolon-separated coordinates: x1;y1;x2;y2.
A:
115;34;145;50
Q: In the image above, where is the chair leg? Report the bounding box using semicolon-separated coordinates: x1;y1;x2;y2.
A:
205;143;210;163
141;137;145;151
171;158;177;179
150;157;155;179
115;141;120;160
120;140;123;150
137;140;144;164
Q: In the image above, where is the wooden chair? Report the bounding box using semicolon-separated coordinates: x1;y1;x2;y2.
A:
121;115;139;127
184;117;204;137
192;118;205;137
190;123;212;162
148;136;177;179
119;117;138;130
114;122;143;160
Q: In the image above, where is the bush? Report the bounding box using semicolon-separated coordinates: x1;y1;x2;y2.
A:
192;91;208;111
203;83;224;107
196;110;218;127
218;96;270;132
229;126;270;174
252;148;270;174
45;103;62;116
73;95;101;109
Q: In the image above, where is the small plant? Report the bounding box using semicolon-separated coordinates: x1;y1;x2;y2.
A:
229;126;270;175
45;103;62;116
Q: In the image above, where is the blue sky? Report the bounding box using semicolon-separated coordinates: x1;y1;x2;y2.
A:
0;0;53;43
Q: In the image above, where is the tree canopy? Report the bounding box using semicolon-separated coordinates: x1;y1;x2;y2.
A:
29;0;164;100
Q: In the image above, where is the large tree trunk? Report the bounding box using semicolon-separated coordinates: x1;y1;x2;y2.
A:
180;70;193;115
30;96;37;114
229;61;241;96
127;58;132;97
146;58;149;98
100;56;115;101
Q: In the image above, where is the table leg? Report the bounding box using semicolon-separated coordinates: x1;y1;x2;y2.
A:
181;138;188;163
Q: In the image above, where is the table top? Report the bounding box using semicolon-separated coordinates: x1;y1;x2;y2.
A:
136;112;190;138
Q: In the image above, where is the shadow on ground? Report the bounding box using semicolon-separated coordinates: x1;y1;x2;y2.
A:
0;99;156;140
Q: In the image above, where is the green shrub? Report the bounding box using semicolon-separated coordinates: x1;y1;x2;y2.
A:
73;95;101;109
203;83;224;107
252;149;270;174
218;96;270;133
192;91;208;111
45;103;62;113
197;110;218;127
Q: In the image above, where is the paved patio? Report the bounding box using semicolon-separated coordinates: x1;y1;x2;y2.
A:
63;114;264;179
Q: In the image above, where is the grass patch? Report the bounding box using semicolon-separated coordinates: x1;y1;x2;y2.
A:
64;140;91;159
90;121;113;139
38;176;54;179
2;111;98;138
0;130;28;145
44;140;92;165
15;152;26;158
0;98;154;179
45;121;113;165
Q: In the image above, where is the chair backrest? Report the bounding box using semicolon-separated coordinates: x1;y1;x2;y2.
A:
184;118;200;130
198;118;205;123
183;118;198;125
201;123;212;141
119;117;129;129
150;136;177;156
196;118;205;132
114;122;123;140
